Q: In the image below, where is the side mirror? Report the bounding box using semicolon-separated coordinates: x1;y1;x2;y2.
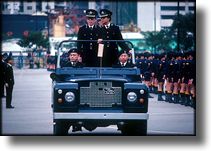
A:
50;72;57;81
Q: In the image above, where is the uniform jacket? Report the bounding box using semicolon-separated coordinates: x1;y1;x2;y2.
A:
0;61;7;96
157;60;167;81
136;59;148;75
101;23;130;67
5;63;14;86
180;59;194;79
146;59;157;75
77;24;102;67
0;61;7;83
113;61;135;68
166;59;181;80
63;61;84;68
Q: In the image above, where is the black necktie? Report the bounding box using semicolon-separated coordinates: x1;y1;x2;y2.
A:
72;62;76;66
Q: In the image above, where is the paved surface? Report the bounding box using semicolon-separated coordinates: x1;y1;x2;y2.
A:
1;69;195;135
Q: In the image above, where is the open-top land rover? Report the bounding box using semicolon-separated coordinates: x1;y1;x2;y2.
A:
50;40;149;135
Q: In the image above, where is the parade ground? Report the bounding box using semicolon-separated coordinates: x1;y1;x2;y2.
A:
1;69;195;135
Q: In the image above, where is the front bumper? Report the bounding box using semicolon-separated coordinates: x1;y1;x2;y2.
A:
54;112;149;120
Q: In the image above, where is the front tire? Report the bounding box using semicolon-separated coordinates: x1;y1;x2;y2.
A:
121;120;147;136
54;120;70;135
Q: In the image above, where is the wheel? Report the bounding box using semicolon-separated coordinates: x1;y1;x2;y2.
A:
54;120;70;135
121;120;147;136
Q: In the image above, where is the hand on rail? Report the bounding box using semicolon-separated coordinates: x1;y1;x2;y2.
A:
97;39;103;44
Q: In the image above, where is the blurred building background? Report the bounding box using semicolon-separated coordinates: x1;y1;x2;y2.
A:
2;1;195;36
1;1;195;69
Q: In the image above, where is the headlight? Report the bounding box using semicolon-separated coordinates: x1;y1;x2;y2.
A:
65;92;75;102
127;92;137;102
140;89;145;94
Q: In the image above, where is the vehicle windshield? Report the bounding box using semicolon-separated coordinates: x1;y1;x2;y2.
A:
56;40;135;68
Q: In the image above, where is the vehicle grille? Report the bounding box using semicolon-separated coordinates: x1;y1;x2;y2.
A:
80;81;122;107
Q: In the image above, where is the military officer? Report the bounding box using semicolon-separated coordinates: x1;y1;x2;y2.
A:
63;48;84;68
99;9;131;67
113;50;135;68
157;53;167;101
150;54;159;94
135;52;153;98
77;9;102;67
145;53;154;92
182;51;195;108
4;55;15;108
166;52;181;103
136;53;147;82
188;51;196;109
172;53;182;104
165;52;175;103
0;53;7;98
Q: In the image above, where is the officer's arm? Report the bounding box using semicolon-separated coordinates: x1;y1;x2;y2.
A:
77;28;83;51
97;27;103;43
115;26;130;52
4;66;9;87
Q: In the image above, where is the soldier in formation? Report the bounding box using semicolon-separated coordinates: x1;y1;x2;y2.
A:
135;51;196;109
156;53;167;101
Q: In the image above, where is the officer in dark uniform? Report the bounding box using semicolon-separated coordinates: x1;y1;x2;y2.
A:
179;53;187;105
63;48;84;68
188;51;196;109
140;52;154;98
4;55;15;108
136;53;147;82
77;9;102;67
0;53;7;98
181;51;195;108
166;52;181;103
157;53;167;101
165;52;175;103
99;9;131;67
113;50;135;68
146;53;155;93
151;54;159;94
172;53;182;104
